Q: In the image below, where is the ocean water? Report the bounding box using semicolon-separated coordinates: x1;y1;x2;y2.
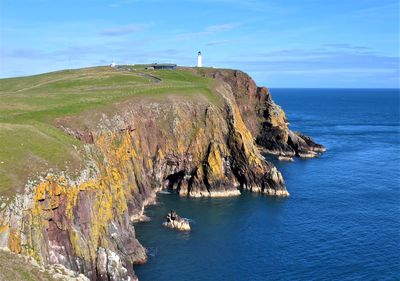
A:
135;89;400;281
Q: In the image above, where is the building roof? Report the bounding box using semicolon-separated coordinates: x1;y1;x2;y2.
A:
145;63;177;67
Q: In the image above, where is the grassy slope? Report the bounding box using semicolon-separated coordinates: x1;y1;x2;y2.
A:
0;250;58;281
0;66;218;196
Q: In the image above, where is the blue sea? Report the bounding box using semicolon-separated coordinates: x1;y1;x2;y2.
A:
135;89;400;281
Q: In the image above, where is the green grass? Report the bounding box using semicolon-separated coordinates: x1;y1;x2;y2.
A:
0;250;59;281
0;66;221;196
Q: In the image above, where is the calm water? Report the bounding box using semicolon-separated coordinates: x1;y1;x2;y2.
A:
135;89;400;281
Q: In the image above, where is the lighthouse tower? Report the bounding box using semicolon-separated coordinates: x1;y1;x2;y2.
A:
197;51;202;67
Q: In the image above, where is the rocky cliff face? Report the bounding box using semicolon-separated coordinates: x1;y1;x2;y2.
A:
199;69;326;160
0;69;323;280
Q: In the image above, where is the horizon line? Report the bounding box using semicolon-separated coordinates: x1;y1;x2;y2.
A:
0;65;399;90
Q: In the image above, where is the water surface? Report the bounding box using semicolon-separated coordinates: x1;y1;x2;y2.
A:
135;88;400;281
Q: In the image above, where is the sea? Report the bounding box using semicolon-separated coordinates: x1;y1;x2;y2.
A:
135;88;400;281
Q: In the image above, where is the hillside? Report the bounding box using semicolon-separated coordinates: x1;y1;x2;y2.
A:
0;66;324;281
0;66;219;196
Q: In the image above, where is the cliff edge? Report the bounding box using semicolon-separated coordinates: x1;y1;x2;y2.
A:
0;66;324;280
197;68;326;160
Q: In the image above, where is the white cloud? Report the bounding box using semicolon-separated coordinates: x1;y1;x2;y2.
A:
176;23;240;41
322;43;372;51
205;40;229;46
205;23;236;33
100;24;148;36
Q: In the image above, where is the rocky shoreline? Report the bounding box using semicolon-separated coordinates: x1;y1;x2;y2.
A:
0;68;324;280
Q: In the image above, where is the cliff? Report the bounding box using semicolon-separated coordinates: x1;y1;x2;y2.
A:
0;67;324;280
197;69;326;159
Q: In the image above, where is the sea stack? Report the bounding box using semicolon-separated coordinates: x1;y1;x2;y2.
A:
163;211;191;232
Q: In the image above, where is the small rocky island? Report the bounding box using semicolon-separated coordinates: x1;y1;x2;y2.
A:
163;210;191;232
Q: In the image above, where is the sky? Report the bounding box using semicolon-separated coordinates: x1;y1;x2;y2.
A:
0;0;399;88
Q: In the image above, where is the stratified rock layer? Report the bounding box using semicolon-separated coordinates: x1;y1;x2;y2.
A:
0;68;323;280
200;69;326;160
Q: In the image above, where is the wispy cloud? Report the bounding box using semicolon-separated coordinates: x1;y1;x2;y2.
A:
100;24;148;36
176;23;240;41
213;46;399;87
106;0;272;11
354;2;399;18
235;47;397;66
323;43;372;51
260;68;395;75
205;40;229;46
0;48;47;59
205;23;236;33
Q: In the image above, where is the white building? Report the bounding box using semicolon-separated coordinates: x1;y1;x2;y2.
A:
110;60;116;68
197;51;202;67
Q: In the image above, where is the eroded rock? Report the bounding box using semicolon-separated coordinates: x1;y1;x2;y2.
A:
198;68;325;160
163;211;191;232
0;67;324;280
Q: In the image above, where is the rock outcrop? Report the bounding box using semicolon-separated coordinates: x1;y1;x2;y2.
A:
0;68;323;280
163;211;191;232
199;69;326;161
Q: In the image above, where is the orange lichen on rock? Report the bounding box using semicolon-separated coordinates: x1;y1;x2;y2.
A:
229;98;264;169
0;224;8;233
8;228;22;254
0;68;301;280
5;127;147;272
206;142;224;179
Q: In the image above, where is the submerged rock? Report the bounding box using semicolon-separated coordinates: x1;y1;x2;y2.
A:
163;211;191;232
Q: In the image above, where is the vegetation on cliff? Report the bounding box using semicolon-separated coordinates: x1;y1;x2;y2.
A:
0;66;217;196
0;66;324;280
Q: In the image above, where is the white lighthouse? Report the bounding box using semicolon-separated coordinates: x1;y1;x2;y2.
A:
197;51;202;67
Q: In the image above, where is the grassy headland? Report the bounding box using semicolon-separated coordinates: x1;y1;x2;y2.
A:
0;66;218;196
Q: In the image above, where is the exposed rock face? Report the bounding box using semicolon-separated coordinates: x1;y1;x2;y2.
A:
256;87;326;159
200;69;325;160
0;248;90;281
0;68;323;280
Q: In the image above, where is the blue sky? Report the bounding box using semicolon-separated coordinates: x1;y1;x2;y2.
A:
0;0;399;88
